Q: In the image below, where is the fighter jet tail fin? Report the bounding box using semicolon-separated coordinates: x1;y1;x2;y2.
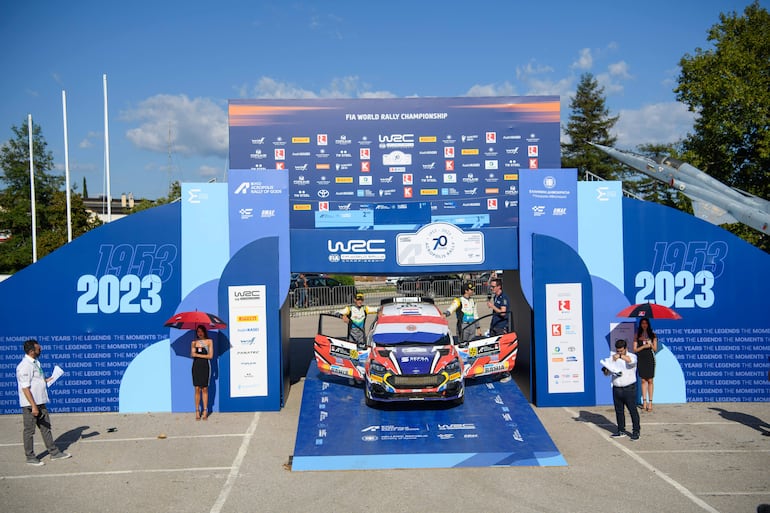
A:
691;199;738;226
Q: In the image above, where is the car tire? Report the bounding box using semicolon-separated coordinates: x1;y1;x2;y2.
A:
453;394;465;406
365;392;376;408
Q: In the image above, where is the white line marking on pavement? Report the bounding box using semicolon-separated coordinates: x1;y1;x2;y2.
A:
210;411;261;513
0;433;248;447
637;449;770;453
564;407;721;513
1;467;233;480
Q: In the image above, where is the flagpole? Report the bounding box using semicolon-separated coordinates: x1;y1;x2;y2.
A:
27;114;38;263
62;90;73;242
103;74;112;223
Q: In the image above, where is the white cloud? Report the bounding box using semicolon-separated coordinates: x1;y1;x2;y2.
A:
122;95;228;158
612;102;696;148
608;60;632;79
572;48;593;70
237;76;396;100
465;82;518;97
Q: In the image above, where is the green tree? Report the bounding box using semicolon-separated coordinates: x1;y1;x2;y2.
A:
0;120;100;273
82;176;89;198
675;1;770;251
561;72;620;180
131;180;181;212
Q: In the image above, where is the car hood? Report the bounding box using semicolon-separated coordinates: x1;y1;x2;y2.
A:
387;345;444;375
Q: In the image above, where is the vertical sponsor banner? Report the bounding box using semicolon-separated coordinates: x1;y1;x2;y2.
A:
228;285;268;397
221;169;289;411
228;170;290;299
519;169;578;307
532;234;595;407
545;283;584;393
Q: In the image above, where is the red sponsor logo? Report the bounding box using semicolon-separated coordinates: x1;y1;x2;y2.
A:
404;187;413;198
551;324;562;336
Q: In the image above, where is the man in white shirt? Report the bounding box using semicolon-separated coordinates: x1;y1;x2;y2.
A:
16;339;71;465
602;339;641;440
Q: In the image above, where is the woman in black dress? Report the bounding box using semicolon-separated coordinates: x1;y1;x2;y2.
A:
633;318;657;412
191;325;214;420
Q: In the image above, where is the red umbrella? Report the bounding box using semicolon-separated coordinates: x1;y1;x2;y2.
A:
164;311;227;330
615;303;682;320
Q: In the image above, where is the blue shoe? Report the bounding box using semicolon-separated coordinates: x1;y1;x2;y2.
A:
630;432;640;441
610;431;627;438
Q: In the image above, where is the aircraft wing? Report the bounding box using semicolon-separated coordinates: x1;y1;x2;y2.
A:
690;198;739;226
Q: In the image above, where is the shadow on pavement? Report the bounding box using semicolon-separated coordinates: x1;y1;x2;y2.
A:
709;407;770;436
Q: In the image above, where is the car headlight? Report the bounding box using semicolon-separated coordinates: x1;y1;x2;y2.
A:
369;361;387;375
444;358;461;373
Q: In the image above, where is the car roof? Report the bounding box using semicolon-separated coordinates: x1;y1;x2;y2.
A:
372;300;449;344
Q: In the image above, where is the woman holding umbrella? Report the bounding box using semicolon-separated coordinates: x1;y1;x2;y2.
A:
633;318;658;412
191;325;214;420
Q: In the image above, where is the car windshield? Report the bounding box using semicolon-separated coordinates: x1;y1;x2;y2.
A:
372;332;451;346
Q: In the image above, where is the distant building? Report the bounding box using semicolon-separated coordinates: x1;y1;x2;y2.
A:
83;193;135;223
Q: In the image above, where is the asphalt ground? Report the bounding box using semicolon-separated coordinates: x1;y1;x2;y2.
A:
1;309;769;513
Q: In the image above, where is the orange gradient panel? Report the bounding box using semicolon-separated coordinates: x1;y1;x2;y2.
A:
228;104;336;126
456;100;560;123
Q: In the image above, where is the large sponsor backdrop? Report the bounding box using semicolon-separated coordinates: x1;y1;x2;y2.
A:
522;170;770;405
0;177;290;415
1;97;768;415
230;96;560;273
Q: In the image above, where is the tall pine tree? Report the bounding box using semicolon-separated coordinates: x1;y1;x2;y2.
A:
561;73;620;180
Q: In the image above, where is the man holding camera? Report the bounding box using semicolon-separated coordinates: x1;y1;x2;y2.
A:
602;339;641;440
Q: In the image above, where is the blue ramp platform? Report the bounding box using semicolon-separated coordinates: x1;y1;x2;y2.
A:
292;361;566;471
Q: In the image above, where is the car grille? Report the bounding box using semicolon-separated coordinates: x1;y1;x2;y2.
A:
387;374;444;389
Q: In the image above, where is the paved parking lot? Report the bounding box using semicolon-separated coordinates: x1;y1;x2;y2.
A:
1;310;768;513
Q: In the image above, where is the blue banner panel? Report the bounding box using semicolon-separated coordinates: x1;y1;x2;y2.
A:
0;204;181;414
290;225;517;274
229;96;560;232
621;199;770;402
518;169;578;307
532;235;595;407
292;361;566;470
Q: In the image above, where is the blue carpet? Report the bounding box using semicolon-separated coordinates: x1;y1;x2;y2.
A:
292;361;566;471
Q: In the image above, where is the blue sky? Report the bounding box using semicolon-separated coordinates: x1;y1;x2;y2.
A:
0;0;755;200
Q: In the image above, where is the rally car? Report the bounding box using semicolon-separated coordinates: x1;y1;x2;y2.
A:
313;297;518;407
